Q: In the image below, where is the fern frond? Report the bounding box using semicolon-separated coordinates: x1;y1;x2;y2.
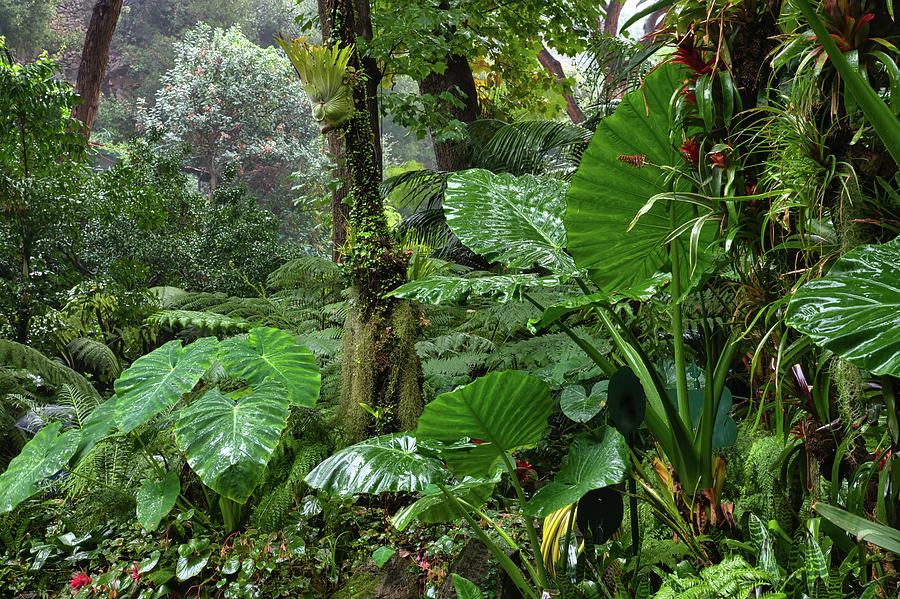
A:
267;256;343;290
67;337;121;378
149;286;189;307
56;384;99;429
146;309;250;334
0;339;99;400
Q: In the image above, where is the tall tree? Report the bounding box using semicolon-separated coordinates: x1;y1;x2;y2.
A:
317;0;383;260
282;0;424;441
72;0;124;136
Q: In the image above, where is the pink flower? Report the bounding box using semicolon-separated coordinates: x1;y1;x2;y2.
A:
70;571;92;590
127;563;141;582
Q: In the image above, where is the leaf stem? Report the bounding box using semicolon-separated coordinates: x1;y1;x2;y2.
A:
499;451;548;588
668;205;690;427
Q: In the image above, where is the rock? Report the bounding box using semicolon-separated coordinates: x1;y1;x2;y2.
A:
332;555;420;599
438;538;524;599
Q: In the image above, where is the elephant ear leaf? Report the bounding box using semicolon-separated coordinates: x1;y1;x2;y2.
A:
524;428;629;517
174;382;290;504
785;237;900;377
114;337;218;433
136;471;180;531
444;169;577;276
218;327;320;408
565;62;712;294
305;433;447;498
416;371;552;477
0;423;81;513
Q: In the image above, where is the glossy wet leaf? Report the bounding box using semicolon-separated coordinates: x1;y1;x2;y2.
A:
372;546;396;568
566;62;713;293
218;327;320;407
416;371;552;477
71;395;117;463
452;574;485;599
524;429;629;517
174;382;290;504
391;472;501;530
0;423;81;513
304;433;447;498
388;273;560;304
785;237;900;376
444;169;577;275
114;337;218;433
560;382;607;423
176;551;210;581
136;471;180;531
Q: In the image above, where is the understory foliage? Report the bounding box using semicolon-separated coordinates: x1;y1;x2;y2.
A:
2;1;900;598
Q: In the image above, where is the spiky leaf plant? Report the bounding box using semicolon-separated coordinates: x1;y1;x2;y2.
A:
277;38;356;133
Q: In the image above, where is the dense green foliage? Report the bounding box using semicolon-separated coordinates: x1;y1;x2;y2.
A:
2;1;900;598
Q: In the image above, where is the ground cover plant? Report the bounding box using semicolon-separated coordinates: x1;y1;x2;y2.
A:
1;0;899;597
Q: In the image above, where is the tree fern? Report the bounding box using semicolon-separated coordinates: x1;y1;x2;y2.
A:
66;337;121;379
146;309;250;334
55;384;99;430
0;339;99;400
266;256;343;290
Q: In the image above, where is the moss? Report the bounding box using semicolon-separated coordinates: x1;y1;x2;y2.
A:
330;572;380;599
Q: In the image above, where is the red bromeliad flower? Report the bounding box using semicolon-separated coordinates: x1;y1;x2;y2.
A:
709;151;728;169
70;571;92;590
127;562;141;582
514;458;536;483
679;137;700;165
671;34;714;76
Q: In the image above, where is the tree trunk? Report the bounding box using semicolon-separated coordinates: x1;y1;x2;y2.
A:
316;0;424;441
537;47;585;124
418;51;480;172
602;1;623;35
318;0;381;262
72;0;124;137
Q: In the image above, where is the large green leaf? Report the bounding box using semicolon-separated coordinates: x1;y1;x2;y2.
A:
218;327;320;408
391;472;502;530
71;395;117;463
444;169;577;275
416;371;552;477
524;429;629;517
136;471;180;531
388;273;560;304
785;237;900;376
0;423;81;513
565;63;710;293
174;382;290;504
813;502;900;554
304;433;447;498
114;337;218;433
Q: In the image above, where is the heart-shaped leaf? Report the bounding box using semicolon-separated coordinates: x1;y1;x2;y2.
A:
0;423;81;513
391;472;501;530
565;63;713;293
416;371;552;477
452;574;485;599
305;434;447;498
785;237;900;376
560;382;607;423
524;428;629;517
218;327;320;407
136;471;180;531
176;551;210;581
114;337;218;433
174;382;290;504
444;169;577;275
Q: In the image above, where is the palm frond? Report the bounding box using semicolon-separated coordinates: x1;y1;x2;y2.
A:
380;169;449;211
469;119;591;176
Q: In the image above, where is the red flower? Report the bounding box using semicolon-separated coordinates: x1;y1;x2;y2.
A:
709;151;728;169
514;458;536;483
679;137;700;165
70;572;92;590
671;34;714;76
127;562;141;581
874;449;893;470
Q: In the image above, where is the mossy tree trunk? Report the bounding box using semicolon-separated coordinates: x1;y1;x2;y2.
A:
323;0;425;442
